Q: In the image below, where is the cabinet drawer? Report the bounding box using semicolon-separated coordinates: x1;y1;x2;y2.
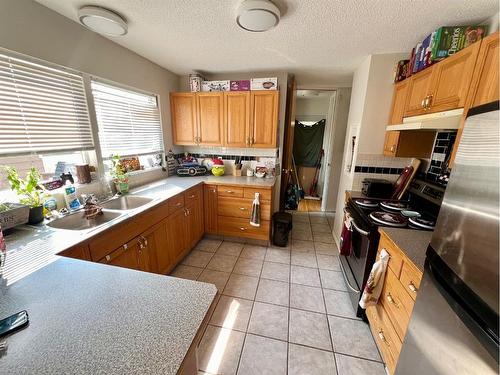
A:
379;233;404;278
366;303;402;375
244;187;271;201
185;185;202;201
218;197;271;220
217;185;244;198
380;267;415;341
218;216;270;240
168;194;185;214
399;261;422;301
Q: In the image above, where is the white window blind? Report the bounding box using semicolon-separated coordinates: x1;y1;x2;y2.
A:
0;52;93;155
91;81;163;158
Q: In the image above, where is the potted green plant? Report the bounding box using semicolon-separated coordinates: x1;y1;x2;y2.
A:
110;155;129;194
3;167;46;224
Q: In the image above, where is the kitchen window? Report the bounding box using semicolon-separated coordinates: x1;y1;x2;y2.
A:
91;80;163;161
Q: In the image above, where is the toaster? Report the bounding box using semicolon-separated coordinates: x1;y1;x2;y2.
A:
362;178;393;198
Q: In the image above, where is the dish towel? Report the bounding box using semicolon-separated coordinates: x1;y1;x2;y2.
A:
250;193;260;227
339;212;353;256
359;249;390;309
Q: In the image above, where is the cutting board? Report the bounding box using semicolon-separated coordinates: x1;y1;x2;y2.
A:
391;158;421;200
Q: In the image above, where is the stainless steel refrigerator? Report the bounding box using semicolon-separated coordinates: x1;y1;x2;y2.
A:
396;101;499;375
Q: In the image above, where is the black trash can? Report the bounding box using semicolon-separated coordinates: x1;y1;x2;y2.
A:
272;212;293;247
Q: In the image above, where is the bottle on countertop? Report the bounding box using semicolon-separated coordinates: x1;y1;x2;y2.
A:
64;181;81;211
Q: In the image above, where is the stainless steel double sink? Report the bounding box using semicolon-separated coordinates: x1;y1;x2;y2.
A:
47;195;154;231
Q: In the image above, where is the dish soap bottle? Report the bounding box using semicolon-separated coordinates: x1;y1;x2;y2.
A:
64;182;81;211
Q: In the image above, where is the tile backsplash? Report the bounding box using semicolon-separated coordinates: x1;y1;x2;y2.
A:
352;153;412;190
426;131;456;184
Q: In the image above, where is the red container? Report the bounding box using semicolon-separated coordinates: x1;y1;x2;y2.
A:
230;80;250;91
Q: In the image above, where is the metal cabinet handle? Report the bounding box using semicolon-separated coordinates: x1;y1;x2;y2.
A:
189;194;195;198
105;254;111;261
175;202;182;207
386;293;399;308
251;137;255;145
226;190;234;194
239;227;247;231
390;145;395;153
421;98;426;108
408;282;418;293
123;243;128;250
184;208;188;217
378;330;389;345
210;189;216;193
239;207;247;211
141;236;148;247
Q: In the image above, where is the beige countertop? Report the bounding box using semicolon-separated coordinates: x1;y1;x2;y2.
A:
379;227;433;272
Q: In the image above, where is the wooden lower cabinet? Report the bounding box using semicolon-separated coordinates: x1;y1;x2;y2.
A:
58;243;91;261
204;184;218;234
186;197;204;250
167;207;188;265
367;229;423;374
145;220;170;275
99;236;147;271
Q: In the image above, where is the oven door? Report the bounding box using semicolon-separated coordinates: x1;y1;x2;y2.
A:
345;207;372;286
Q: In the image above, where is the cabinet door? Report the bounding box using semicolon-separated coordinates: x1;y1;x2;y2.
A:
426;40;481;113
404;68;434;116
224;92;250;147
468;32;499;107
167;208;187;264
58;243;90;260
250;91;279;148
197;92;224;146
383;131;400;156
143;221;169;274
170;93;197;145
186;199;203;250
204;184;218;234
99;241;141;270
389;80;410;124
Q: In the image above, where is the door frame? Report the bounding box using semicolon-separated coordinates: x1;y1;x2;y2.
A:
320;90;338;211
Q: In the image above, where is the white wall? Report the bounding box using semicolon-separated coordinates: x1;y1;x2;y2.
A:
332;53;406;243
324;87;351;211
0;0;179;153
295;97;330;118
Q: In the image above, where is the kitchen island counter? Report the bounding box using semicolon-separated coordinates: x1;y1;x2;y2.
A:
0;257;217;374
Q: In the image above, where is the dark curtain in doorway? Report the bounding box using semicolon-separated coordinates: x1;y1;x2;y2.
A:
293;119;325;167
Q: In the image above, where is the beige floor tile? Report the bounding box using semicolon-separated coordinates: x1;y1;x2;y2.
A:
291;265;321;287
233;258;263;277
198;269;231;293
182;250;214;268
314;242;337;256
217;241;244;257
288;344;336;375
206;254;238;273
328;315;381;361
170;265;204;280
289;309;332;351
261;262;290;282
240;245;267;261
223;274;259;300
311;223;332;234
316;254;340;271
319;269;347;291
313;232;335;244
291;239;315;253
248;301;288;341
292;214;310;223
265;248;291;264
335;354;386;375
291;252;318;268
292;230;313;241
310;216;329;225
198;325;245;375
323;289;357;319
255;278;289;307
195;238;223;253
210;295;253;332
237;334;287;375
290;284;325;313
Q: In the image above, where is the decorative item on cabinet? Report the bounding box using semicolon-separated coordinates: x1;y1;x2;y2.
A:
189;73;204;92
201;80;230;92
250;77;278;90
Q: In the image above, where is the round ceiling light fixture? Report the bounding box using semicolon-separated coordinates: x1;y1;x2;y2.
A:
78;6;128;36
236;0;280;32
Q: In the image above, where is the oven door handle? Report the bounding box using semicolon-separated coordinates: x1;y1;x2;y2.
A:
351;219;370;236
339;258;361;293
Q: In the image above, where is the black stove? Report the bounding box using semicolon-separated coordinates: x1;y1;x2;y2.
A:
340;179;445;319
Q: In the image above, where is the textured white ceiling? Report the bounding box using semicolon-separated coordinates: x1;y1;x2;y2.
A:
35;0;497;87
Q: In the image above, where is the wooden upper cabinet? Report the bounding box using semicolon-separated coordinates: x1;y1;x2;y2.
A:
197;92;224;146
389;80;410;124
250;91;279;148
383;131;400;156
404;67;434;116
426;40;481;113
467;31;499;108
224;92;250;147
171;93;197;145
